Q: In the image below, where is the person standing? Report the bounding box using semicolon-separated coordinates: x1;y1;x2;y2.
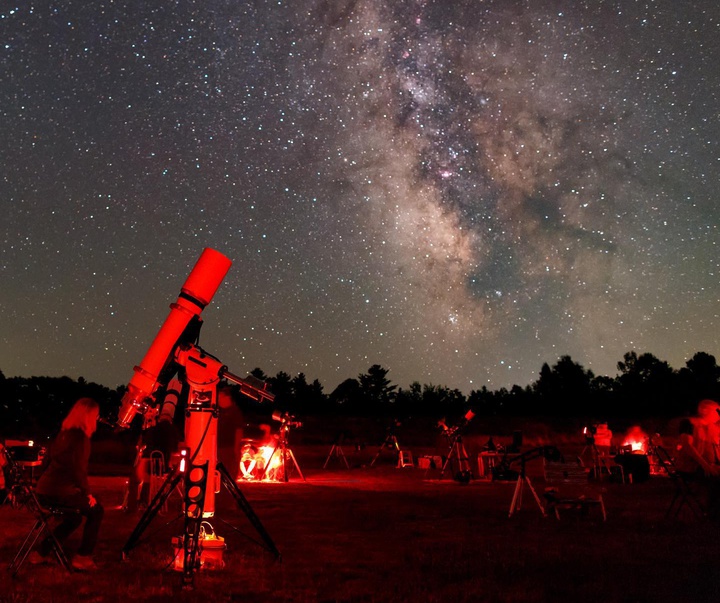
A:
216;383;245;481
678;400;720;521
674;418;718;477
32;397;104;571
125;381;181;512
689;399;720;467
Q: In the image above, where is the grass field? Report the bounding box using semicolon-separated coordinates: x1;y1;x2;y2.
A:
2;441;719;603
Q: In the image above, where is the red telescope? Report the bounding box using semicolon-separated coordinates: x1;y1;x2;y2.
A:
117;248;232;427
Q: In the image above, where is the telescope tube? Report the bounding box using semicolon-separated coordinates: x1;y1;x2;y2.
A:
117;248;232;427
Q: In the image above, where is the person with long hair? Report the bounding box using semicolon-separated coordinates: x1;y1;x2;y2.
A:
32;397;105;570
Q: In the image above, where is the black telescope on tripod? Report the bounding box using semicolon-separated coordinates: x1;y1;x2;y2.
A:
369;419;403;467
438;409;476;481
258;411;305;482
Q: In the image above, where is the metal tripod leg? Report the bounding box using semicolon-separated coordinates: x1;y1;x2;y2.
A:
281;448;290;483
666;479;705;519
323;444;349;469
258;446;278;481
286;449;305;481
369;444;385;467
439;450;453;479
439;439;469;479
370;436;399;467
525;476;545;516
217;462;281;560
258;444;303;482
122;461;279;585
508;475;546;518
122;466;185;557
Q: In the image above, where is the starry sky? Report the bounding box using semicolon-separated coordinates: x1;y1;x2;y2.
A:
1;0;719;395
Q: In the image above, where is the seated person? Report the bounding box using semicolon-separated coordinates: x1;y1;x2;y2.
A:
216;383;245;481
33;397;104;571
675;417;720;478
674;406;720;519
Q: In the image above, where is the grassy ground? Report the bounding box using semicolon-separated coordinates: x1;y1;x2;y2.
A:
2;443;718;603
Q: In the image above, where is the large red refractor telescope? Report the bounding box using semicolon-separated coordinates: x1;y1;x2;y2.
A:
117;248;232;429
118;248;279;583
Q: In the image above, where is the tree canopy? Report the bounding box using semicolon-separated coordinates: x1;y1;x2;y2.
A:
1;350;718;438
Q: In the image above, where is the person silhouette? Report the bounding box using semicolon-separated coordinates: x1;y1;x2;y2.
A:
33;397;105;571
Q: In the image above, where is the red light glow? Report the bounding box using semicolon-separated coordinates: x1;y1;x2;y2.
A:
237;440;285;482
622;426;648;454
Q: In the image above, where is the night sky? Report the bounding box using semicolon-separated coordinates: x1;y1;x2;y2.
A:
2;1;718;395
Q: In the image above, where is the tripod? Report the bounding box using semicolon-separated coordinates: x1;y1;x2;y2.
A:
259;418;305;482
323;433;350;469
370;430;400;467
508;457;546;518
260;441;305;482
439;433;471;480
581;437;610;480
123;458;281;562
118;343;281;587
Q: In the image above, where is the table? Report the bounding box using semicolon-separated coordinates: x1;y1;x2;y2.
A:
16;460;43;484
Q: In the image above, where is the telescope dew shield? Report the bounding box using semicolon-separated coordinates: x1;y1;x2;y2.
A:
181;248;233;308
117;248;232;428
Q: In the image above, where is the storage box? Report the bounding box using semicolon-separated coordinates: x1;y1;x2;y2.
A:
171;531;226;571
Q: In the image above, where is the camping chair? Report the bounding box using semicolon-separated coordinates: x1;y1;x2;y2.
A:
543;456;607;521
596;447;626;484
7;480;78;576
653;445;705;520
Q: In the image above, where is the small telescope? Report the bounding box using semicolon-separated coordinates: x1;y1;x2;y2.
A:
272;411;302;429
439;409;475;439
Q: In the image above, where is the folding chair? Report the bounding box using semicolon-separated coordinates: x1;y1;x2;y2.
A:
543;456;607;521
653;445;705;519
8;484;78;576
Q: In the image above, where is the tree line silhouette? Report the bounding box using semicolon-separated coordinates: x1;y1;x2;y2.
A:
1;350;718;439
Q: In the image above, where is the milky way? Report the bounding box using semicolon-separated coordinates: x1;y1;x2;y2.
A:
1;0;718;393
